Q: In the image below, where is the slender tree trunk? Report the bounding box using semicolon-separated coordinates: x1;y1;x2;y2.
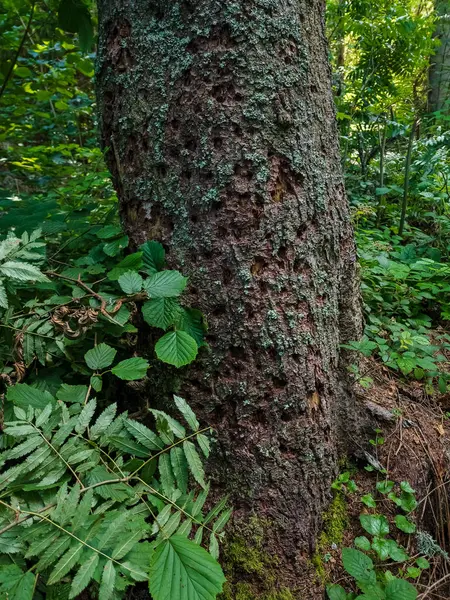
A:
96;1;362;595
429;1;450;114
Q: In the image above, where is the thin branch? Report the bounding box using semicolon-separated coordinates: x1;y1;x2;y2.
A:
0;2;36;101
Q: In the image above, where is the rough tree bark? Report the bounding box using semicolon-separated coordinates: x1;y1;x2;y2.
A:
429;0;450;114
96;1;361;596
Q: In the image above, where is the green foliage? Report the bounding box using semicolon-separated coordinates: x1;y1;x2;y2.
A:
328;461;431;600
0;387;228;599
0;7;224;596
344;228;450;390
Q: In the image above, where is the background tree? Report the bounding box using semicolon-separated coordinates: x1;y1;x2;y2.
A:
429;0;450;114
96;1;361;594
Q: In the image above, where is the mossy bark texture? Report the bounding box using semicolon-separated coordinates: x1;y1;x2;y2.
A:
96;0;361;594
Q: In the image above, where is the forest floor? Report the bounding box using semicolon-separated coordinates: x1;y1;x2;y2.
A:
317;354;450;600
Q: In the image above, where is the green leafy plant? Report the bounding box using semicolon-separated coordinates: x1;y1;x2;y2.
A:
0;387;228;599
327;472;429;600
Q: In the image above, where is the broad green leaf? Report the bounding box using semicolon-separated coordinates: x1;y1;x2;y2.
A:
91;375;103;392
155;331;198;368
342;548;376;585
149;535;226;600
395;515;416;533
371;536;391;560
355;536;371;551
326;584;348;600
118;271;143;294
96;225;122;239
141;240;166;274
69;553;99;599
56;384;88;404
143;270;188;298
103;235;129;257
385;578;417;600
85;343;117;370
7;383;54;409
99;561;116;600
142;297;180;330
175;308;206;347
416;557;430;569
183;441;207;489
112;357;149;380
360;514;389;537
108;252;143;280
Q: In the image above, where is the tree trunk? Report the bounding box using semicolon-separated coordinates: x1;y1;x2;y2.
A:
429;1;450;114
96;1;361;595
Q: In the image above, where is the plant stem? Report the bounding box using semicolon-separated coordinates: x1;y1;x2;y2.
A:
0;2;36;100
399;119;417;236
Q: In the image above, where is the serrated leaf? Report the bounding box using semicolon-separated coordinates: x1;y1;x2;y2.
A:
118;271;143;294
173;395;199;431
72;488;94;532
342;548;376;585
90;404;117;439
171;447;188;494
69;552;99;598
109;436;149;458
175;308;206;347
103;235;129;257
155;331;198;368
108;252;143;280
56;384;88;404
48;543;83;585
152;412;186;443
6;435;42;460
85;343;117;370
35;402;53;427
124;419;164;450
36;536;71;571
91;375;103;392
143;270;187;298
112;523;148;559
99;561;116;600
149;535;225;600
0;261;49;282
75;399;97;434
197;434;210;457
142;298;180;330
385;577;417;600
183;441;207;489
141;240;166;274
8;383;54;409
355;536;371;551
0;279;7;308
213;508;232;533
112;357;149;380
159;453;176;496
